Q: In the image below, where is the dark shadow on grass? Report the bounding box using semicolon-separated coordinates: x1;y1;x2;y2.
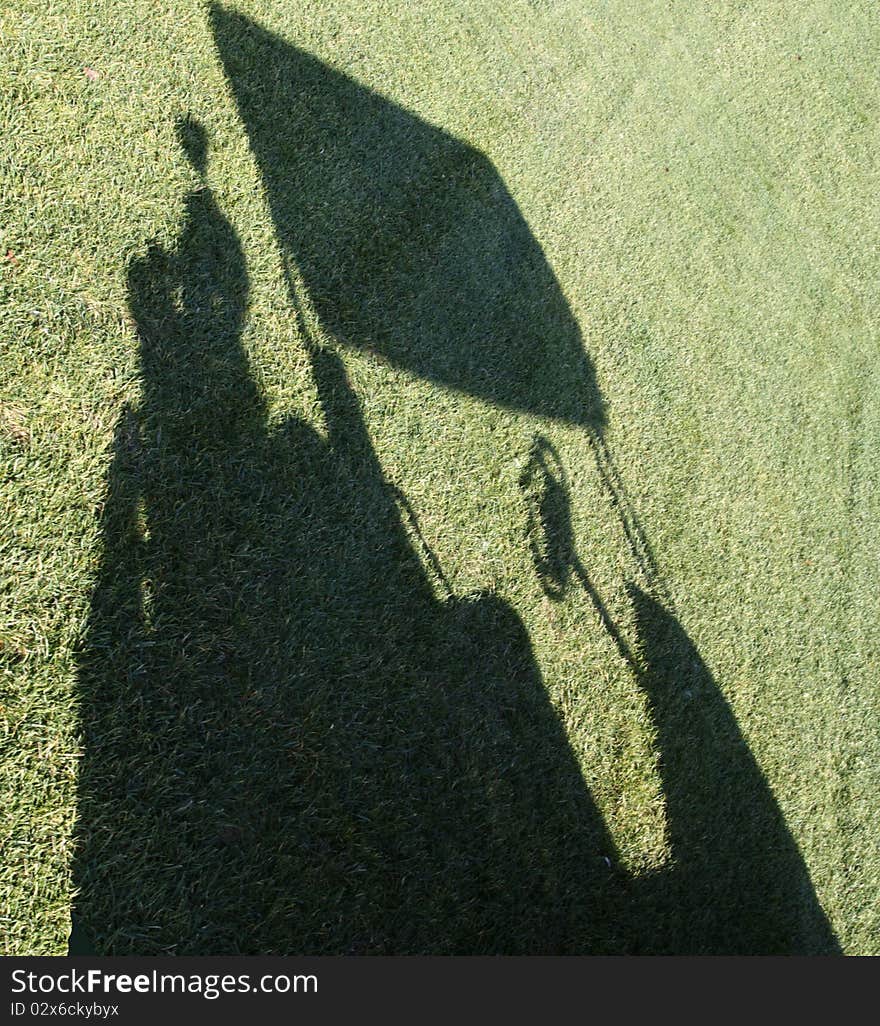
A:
71;10;838;954
71;117;620;954
210;9;605;432
519;435;840;953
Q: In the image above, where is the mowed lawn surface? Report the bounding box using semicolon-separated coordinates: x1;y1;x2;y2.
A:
2;0;878;954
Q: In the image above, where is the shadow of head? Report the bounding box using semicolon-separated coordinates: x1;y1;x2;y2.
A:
210;5;605;430
126;117;260;447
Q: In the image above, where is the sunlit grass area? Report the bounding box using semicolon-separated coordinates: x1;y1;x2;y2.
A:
2;1;878;954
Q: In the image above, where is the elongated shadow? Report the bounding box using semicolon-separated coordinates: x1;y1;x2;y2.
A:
520;435;840;953
71;118;619;954
71;10;839;954
629;583;839;954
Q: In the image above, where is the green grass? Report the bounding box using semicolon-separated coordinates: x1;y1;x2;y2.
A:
2;0;878;954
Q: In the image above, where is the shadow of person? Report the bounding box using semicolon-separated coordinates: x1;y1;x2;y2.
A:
71;119;620;954
72;6;839;953
519;435;841;953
